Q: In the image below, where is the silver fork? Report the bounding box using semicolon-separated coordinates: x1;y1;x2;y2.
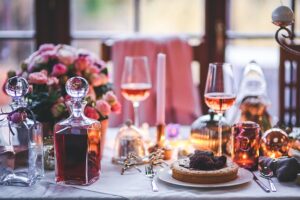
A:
145;165;158;192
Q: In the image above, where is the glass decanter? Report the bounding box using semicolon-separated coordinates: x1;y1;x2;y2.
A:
0;76;44;186
54;77;101;185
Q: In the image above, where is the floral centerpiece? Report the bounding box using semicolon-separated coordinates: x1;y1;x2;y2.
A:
5;44;121;133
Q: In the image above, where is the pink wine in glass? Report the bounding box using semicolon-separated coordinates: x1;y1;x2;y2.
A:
121;83;151;102
205;92;236;113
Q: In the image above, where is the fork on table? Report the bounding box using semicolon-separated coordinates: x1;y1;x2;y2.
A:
145;165;159;192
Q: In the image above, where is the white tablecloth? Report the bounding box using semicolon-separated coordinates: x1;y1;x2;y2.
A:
1;127;300;200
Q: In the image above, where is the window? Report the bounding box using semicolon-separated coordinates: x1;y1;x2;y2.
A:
0;0;35;70
71;0;205;55
0;0;35;104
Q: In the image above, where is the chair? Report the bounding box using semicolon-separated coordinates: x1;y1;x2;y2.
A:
279;45;300;126
100;36;206;126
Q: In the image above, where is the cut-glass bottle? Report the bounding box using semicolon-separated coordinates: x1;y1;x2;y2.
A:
0;76;44;186
54;77;101;185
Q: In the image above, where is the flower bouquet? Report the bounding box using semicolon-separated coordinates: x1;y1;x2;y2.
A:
5;43;121;135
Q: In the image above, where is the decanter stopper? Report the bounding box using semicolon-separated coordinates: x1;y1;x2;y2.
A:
65;77;88;101
5;76;29;104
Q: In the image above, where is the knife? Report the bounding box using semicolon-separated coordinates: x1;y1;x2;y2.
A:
252;172;270;192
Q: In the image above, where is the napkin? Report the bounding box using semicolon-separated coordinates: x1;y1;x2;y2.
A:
259;156;300;182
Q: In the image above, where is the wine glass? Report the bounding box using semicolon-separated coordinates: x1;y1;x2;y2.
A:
121;56;152;127
204;63;236;156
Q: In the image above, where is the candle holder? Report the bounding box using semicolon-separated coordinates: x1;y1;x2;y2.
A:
272;5;300;56
232;121;261;171
148;124;173;160
156;124;166;147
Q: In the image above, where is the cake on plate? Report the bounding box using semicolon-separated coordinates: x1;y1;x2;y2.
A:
171;150;239;184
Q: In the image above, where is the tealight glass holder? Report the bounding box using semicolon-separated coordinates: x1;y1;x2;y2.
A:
232;121;261;171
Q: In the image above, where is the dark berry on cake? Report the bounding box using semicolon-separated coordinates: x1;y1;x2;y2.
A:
189;151;227;170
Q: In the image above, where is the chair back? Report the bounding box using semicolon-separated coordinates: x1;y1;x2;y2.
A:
279;45;300;126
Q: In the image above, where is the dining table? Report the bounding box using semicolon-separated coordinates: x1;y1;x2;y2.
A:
0;126;299;200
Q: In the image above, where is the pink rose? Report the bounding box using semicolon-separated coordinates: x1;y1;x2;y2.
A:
52;63;67;76
95;60;106;69
40;70;48;75
47;77;59;86
8;111;27;124
41;50;57;60
51;102;66;118
95;100;111;116
88;65;101;74
28;71;48;85
38;44;55;52
90;73;108;87
75;56;92;71
103;91;117;105
57;47;76;66
111;101;121;114
30;54;49;68
84;106;100;120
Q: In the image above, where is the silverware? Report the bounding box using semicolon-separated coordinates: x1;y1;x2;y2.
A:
260;166;277;192
252;171;270;192
145;165;158;192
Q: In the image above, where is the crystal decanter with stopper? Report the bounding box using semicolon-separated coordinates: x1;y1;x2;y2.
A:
54;77;101;185
0;76;44;186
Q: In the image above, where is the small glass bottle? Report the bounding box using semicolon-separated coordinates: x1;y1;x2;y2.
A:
0;76;44;186
54;77;101;185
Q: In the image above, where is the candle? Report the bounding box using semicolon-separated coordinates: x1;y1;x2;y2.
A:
156;53;166;125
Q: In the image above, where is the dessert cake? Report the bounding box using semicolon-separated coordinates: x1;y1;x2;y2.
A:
171;151;239;184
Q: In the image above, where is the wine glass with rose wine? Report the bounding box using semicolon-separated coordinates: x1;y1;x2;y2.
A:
121;56;152;127
204;63;236;156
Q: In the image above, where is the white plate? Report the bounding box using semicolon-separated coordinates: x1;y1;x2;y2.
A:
158;167;253;188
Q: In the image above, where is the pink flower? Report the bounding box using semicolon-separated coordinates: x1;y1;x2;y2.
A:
88;65;101;74
28;71;48;85
38;44;55;52
111;101;121;114
41;50;57;60
95;60;106;69
47;77;59;86
30;54;49;67
75;56;92;71
95;100;111;116
103;91;117;105
90;73;108;87
51;102;66;118
57;47;76;66
84;106;100;120
51;63;67;76
9;112;27;124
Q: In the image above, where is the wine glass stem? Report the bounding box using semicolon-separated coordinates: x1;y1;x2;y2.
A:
133;101;140;127
217;113;223;156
